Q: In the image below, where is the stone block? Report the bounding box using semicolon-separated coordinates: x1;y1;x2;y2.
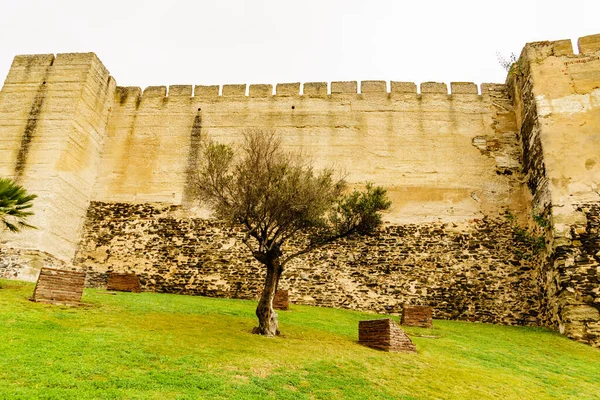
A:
11;54;55;68
401;305;433;328
222;84;246;97
451;82;478;94
578;34;600;54
275;82;300;96
273;289;289;310
115;87;142;105
249;84;273;97
194;85;219;97
31;267;85;305
526;39;574;61
358;319;416;353
562;304;600;322
421;82;447;94
390;81;417;93
303;82;327;96
168;85;192;97
107;272;141;293
143;86;167;98
331;81;357;94
361;81;387;93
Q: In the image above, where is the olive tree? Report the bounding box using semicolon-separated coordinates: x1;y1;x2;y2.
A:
197;129;390;336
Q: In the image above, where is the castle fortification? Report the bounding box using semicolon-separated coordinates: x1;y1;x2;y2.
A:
1;34;599;346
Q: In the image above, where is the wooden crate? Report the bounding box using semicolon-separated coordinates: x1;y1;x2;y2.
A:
273;289;289;310
358;318;416;353
107;272;141;293
31;267;85;305
401;305;433;328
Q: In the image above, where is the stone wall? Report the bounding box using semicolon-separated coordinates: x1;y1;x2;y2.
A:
0;51;524;264
94;80;522;224
75;201;542;326
507;34;600;346
0;53;115;261
0;247;66;282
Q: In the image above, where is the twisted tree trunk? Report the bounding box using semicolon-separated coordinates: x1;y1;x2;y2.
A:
252;255;282;336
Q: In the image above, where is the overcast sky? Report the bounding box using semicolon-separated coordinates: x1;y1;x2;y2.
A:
0;0;598;91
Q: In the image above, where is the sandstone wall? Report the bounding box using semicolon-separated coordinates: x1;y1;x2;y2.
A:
94;80;523;223
0;53;115;261
508;34;600;346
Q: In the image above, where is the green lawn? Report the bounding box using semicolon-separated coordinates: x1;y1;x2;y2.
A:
1;279;599;399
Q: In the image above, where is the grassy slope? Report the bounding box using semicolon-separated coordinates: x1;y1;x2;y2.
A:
0;280;599;400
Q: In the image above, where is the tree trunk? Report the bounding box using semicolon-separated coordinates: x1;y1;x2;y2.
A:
252;255;282;336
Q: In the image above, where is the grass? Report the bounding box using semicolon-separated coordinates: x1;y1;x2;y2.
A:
1;279;599;399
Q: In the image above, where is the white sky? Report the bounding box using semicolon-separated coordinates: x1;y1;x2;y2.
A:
0;0;599;90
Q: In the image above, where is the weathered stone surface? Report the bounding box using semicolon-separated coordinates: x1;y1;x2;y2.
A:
420;82;447;94
275;83;300;96
92;75;522;226
507;37;600;347
76;202;543;326
31;267;85;305
401;305;433;328
358;319;416;353
451;82;478;94
222;84;246;96
0;247;66;282
360;81;386;93
0;53;115;262
331;81;357;94
249;84;272;97
390;81;416;93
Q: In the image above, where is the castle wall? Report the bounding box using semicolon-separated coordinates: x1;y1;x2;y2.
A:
1;34;599;346
94;80;524;223
0;53;115;263
508;34;600;346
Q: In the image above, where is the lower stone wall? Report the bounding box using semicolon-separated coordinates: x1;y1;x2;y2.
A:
75;202;543;326
544;204;600;346
0;247;67;282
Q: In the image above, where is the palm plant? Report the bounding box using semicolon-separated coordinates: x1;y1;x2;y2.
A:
0;178;37;232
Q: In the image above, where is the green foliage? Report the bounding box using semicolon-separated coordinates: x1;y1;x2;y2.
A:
1;280;600;399
497;52;524;77
512;226;546;255
197;129;390;265
0;177;36;232
331;183;392;235
505;210;547;259
532;212;549;229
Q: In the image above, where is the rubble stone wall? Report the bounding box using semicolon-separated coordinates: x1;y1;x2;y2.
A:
75;201;542;326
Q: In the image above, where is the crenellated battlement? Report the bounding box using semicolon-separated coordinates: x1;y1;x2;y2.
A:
5;33;597;102
114;80;504;102
521;33;600;61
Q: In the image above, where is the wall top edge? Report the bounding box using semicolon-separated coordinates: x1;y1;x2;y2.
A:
524;33;600;59
112;82;505;100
